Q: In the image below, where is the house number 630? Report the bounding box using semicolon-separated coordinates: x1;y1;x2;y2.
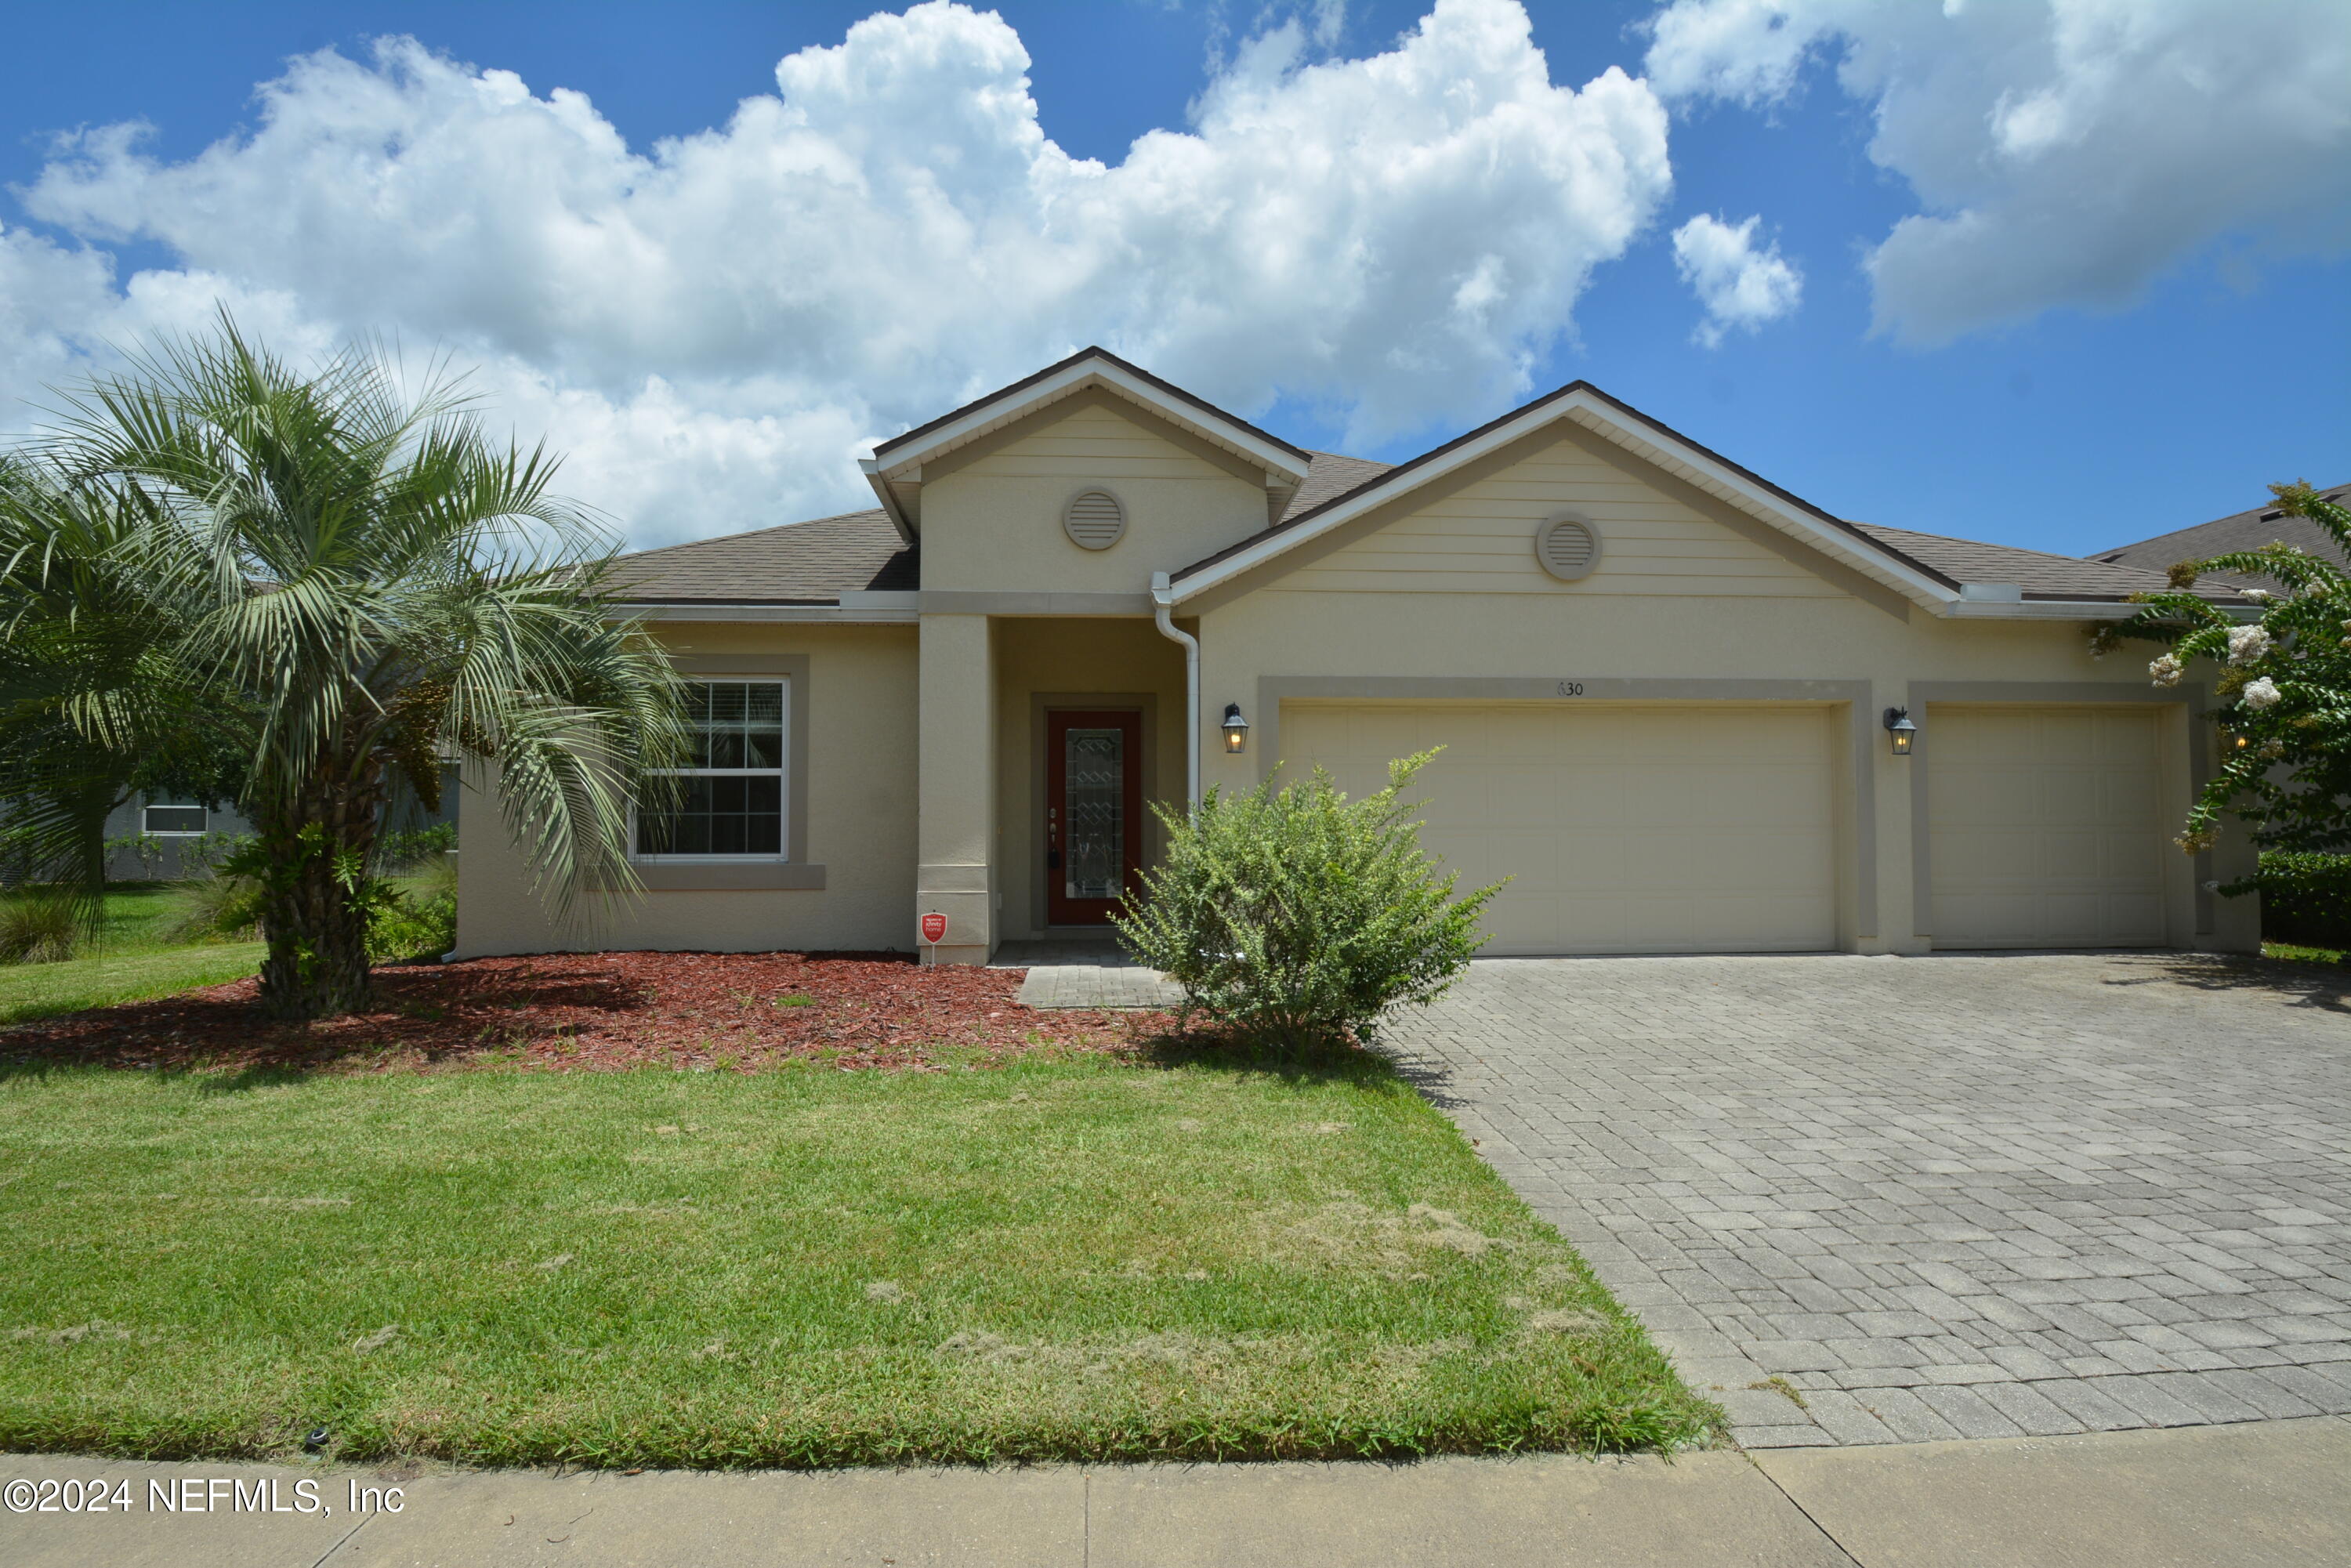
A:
1556;681;1585;697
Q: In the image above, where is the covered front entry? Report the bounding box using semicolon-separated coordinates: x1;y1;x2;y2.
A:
1281;701;1838;955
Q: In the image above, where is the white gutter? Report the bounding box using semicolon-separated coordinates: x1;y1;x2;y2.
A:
1150;571;1201;812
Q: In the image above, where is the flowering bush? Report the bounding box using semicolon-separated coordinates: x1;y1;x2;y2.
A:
1114;750;1503;1046
2092;481;2351;853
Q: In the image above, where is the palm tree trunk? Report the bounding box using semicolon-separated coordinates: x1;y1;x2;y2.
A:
254;783;379;1020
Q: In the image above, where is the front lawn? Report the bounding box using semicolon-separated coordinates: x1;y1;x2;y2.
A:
0;941;267;1027
0;884;266;1025
0;985;1715;1467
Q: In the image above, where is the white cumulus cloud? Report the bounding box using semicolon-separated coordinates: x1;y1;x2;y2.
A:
2;0;1673;549
1645;0;2351;345
1669;212;1801;346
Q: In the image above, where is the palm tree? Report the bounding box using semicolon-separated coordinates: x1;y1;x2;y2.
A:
0;315;685;1019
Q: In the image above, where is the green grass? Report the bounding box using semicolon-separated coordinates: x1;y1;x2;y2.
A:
95;883;185;951
0;884;264;1025
0;1055;1717;1467
0;943;266;1026
2264;940;2349;966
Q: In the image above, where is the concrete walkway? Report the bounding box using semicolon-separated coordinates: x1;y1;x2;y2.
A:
7;1418;2348;1566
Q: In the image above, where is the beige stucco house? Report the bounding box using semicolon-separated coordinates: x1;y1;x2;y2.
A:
455;348;2259;965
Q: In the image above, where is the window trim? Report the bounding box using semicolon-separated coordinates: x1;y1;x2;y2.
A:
632;675;792;864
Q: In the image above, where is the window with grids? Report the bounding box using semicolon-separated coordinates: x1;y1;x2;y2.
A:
635;679;788;857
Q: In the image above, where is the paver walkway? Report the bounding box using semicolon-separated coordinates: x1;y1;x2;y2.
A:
1381;952;2351;1448
996;939;1182;1009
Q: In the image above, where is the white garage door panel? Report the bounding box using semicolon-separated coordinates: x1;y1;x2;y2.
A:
1280;702;1836;955
1927;707;2166;948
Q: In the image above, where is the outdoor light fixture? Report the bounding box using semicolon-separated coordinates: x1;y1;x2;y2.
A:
1221;702;1250;753
1883;706;1918;756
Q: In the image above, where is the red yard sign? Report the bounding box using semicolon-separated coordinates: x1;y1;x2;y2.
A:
919;911;948;945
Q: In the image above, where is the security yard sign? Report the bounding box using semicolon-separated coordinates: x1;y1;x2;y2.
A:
919;911;948;945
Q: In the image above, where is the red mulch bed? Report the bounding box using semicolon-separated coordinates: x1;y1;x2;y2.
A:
2;951;1175;1075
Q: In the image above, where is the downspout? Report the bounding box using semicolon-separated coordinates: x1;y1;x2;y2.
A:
1150;572;1201;812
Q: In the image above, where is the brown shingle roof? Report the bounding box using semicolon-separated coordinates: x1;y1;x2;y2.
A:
1850;522;2244;602
607;509;916;604
1278;450;1393;523
2088;483;2349;590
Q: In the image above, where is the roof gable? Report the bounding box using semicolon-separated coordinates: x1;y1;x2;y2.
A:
1163;381;1965;611
860;347;1312;537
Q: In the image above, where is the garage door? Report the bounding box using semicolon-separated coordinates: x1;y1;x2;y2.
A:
1926;706;2167;948
1280;702;1837;955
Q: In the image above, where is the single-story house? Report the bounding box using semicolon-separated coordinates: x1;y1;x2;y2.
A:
454;349;2262;964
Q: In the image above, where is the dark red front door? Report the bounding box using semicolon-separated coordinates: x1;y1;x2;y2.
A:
1045;709;1144;925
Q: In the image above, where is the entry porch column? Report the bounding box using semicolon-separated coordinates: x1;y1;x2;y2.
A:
916;612;995;964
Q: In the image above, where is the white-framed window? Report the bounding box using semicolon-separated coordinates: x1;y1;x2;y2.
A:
634;678;788;859
142;798;208;836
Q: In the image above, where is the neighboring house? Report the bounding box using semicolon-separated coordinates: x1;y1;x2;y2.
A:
2089;482;2349;591
100;775;457;882
101;794;257;881
455;349;2261;965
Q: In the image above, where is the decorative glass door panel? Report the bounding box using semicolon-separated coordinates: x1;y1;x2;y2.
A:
1045;709;1145;925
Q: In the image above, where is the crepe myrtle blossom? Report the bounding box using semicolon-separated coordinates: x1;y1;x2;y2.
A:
2239;676;2284;712
2148;653;2184;686
2227;625;2273;665
2241;588;2275;603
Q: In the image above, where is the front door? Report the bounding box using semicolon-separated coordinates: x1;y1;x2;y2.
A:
1045;709;1144;925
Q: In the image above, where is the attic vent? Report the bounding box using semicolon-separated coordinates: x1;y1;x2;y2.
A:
1535;516;1602;581
1063;490;1126;550
2261;509;2284;521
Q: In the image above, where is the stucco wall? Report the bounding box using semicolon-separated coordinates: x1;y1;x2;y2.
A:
452;621;918;958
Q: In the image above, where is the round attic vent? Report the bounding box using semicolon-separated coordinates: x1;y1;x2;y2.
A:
1535;516;1602;581
1063;490;1126;550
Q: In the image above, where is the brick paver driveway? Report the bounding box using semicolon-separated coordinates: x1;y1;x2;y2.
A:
1383;952;2351;1447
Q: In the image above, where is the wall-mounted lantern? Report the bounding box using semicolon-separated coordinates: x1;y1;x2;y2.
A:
1883;706;1918;756
1221;702;1250;754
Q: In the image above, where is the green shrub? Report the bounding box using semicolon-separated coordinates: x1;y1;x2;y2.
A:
0;889;81;965
2227;852;2351;948
1114;749;1503;1045
165;845;455;961
367;878;455;962
161;873;266;945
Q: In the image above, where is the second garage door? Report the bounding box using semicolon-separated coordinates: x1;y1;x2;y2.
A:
1925;705;2168;948
1280;702;1837;955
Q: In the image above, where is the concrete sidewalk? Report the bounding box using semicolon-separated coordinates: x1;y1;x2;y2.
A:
7;1416;2347;1567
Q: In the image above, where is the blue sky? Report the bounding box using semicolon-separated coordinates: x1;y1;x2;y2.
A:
0;0;2343;556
